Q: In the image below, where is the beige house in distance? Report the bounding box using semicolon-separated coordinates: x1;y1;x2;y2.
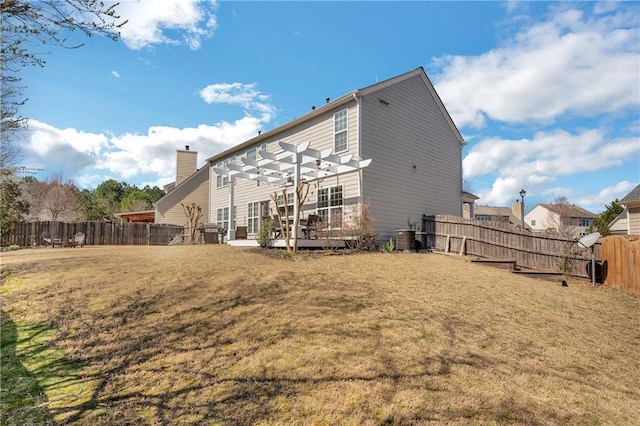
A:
154;146;210;229
207;67;465;243
524;203;597;237
619;183;640;234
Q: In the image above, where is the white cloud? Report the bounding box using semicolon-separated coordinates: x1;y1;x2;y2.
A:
464;129;640;205
116;0;217;50
19;117;264;189
111;70;120;78
199;82;276;122
432;5;639;128
22;120;106;172
576;180;639;209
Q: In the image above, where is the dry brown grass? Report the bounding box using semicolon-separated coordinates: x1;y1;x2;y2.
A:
1;245;639;425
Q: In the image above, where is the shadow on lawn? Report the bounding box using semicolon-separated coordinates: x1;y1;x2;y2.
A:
0;310;55;425
18;272;614;425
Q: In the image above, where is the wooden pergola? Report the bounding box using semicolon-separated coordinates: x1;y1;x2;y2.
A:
213;141;372;240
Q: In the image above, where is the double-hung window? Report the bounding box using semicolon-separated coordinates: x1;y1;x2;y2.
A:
277;193;294;217
216;207;229;231
246;147;256;160
317;185;343;228
216;206;236;231
334;109;348;153
247;202;259;233
216;156;236;188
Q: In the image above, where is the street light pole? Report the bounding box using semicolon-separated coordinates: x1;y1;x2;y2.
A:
519;189;526;230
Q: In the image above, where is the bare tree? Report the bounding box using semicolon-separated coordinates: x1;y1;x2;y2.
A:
345;201;376;250
1;0;125;156
41;174;77;220
544;196;582;276
270;181;310;254
181;202;203;244
544;196;580;237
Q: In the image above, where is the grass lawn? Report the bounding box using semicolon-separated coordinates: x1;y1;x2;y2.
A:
1;245;639;425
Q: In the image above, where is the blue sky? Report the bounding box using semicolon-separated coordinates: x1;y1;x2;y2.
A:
16;1;640;214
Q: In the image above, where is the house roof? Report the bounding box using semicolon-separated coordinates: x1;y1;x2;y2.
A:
475;206;512;217
620;183;640;203
154;165;209;210
538;203;598;218
205;67;464;164
114;210;156;223
462;191;480;202
608;207;627;231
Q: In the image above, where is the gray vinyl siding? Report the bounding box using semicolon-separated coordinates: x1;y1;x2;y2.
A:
209;104;360;235
155;167;209;226
360;74;463;241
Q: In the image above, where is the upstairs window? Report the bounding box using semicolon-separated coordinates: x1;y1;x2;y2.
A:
334;109;348;152
215;156;236;188
246;147;256;160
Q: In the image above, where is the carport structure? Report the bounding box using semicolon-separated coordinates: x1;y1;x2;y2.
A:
213;141;372;242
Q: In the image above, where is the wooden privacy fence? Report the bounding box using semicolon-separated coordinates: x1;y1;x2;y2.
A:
600;235;640;297
422;215;600;279
10;221;185;246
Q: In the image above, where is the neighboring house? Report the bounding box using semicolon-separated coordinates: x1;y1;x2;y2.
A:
525;203;597;236
619;183;640;234
473;201;526;228
461;191;479;219
208;67;465;242
114;210;155;223
154;146;210;227
608;208;628;235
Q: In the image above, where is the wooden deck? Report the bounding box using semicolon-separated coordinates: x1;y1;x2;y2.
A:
227;238;345;249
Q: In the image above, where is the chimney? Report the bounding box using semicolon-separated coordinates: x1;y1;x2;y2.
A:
176;146;197;186
512;200;522;221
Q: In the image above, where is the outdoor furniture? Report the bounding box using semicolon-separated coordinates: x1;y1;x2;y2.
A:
305;215;322;239
74;232;85;247
41;232;61;248
235;226;247;240
272;215;284;239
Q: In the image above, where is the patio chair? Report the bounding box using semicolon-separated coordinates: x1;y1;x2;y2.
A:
305;214;322;239
74;232;86;248
235;226;247;240
41;231;60;248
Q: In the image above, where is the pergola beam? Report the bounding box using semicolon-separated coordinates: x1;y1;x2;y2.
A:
214;141;371;241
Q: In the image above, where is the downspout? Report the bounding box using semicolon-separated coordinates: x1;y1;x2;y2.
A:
353;90;363;206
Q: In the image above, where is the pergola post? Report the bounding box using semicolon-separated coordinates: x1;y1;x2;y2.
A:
227;176;235;241
292;153;301;241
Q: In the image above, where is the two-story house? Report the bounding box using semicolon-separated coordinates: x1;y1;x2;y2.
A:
206;67;465;243
525;203;597;237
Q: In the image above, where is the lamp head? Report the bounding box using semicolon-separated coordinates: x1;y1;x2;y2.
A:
519;189;526;198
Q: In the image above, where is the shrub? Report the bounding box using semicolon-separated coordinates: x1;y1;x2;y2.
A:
380;238;395;253
257;218;274;248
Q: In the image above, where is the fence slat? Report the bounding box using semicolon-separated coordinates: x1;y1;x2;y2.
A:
423;215;599;279
601;235;640;297
10;221;184;247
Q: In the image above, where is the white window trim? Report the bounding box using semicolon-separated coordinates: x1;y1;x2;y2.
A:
317;184;343;229
334;109;348;153
216;156;236;188
247;201;260;234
